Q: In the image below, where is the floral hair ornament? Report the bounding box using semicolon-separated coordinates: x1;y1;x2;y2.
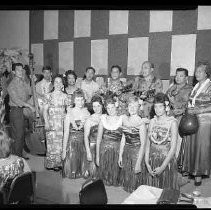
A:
165;100;170;115
138;99;144;110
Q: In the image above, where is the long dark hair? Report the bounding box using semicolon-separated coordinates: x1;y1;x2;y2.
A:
50;74;65;93
65;70;77;87
91;95;106;114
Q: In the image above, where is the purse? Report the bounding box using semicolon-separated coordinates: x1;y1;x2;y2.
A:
79;178;108;204
157;188;180;204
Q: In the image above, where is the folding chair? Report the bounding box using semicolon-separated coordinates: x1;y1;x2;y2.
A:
7;171;36;204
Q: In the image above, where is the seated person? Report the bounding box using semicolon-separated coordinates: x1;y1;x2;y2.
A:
166;68;192;118
133;61;163;119
0;130;31;191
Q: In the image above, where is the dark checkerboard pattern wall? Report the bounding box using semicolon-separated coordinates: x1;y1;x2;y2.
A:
29;7;211;92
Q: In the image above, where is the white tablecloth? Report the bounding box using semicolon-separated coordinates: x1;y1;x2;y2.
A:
122;185;163;204
122;185;211;208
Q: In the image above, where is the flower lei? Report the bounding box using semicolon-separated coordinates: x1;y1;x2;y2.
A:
165;100;170;115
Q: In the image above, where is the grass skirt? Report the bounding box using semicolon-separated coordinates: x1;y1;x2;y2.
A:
62;129;85;179
146;143;179;190
98;138;121;186
120;144;147;193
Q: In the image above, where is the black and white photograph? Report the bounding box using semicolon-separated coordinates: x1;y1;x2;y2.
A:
0;4;211;207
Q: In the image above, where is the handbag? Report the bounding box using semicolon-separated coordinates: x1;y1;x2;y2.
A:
157;188;180;204
79;178;107;204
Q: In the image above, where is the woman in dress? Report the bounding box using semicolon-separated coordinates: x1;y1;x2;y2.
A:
0;130;31;191
96;97;123;186
64;70;78;108
118;96;147;192
83;95;104;178
133;61;163;119
178;61;211;186
62;90;90;179
43;74;68;171
145;93;179;189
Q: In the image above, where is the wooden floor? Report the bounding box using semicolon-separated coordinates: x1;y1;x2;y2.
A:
25;152;211;204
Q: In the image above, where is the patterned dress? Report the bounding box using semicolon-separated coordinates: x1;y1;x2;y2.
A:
98;114;123;186
0;157;24;188
178;79;211;177
120;127;147;193
107;79;124;94
147;116;179;189
107;79;129;115
44;92;67;169
134;76;163;119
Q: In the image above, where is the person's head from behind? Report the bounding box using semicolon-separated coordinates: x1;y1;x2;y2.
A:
105;97;117;116
52;74;64;91
65;70;77;87
141;61;154;78
195;61;211;82
13;63;24;79
110;65;122;81
0;130;13;159
127;96;140;116
153;93;169;117
84;67;96;81
73;89;85;108
91;95;104;115
42;66;52;81
175;68;189;85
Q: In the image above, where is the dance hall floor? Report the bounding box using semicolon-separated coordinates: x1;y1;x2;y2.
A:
25;152;211;204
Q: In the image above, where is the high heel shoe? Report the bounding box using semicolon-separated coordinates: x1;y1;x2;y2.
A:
194;176;202;186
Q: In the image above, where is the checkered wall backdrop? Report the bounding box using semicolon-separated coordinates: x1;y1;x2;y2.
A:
30;7;211;92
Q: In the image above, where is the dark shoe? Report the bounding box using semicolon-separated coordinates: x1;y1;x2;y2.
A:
22;156;30;160
45;167;54;171
36;153;46;157
53;167;62;172
194;176;202;186
194;181;202;186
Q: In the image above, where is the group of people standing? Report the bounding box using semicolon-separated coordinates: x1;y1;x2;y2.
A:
2;59;211;195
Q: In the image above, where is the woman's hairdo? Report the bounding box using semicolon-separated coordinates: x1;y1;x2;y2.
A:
52;74;64;85
0;130;13;158
142;61;154;69
153;92;169;105
91;95;103;106
126;95;139;105
197;61;211;78
65;70;77;85
104;97;117;107
73;89;85;100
